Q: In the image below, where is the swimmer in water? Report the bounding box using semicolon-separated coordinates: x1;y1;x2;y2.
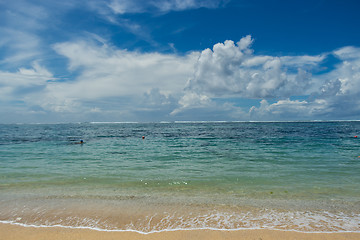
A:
75;139;84;144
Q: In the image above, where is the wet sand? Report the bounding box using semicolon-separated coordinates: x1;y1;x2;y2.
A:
1;223;359;240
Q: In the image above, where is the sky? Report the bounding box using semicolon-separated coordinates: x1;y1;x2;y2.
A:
1;0;360;123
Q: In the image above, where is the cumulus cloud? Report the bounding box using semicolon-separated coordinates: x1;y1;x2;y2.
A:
187;35;325;98
249;99;330;120
170;36;360;120
249;45;360;120
142;88;174;107
170;92;211;115
172;35;325;116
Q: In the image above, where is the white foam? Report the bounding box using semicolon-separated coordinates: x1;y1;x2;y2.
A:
1;220;359;235
2;208;359;234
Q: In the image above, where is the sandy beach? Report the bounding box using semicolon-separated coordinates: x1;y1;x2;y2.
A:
1;223;359;240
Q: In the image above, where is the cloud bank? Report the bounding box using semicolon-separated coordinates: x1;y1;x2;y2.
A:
172;36;360;120
16;38;198;120
1;33;360;122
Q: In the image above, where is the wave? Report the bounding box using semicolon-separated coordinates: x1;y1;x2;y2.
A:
1;220;359;235
1;208;359;233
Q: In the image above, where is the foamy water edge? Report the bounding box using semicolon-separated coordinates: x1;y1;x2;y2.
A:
1;220;359;234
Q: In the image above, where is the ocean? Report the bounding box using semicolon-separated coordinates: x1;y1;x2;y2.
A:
0;121;359;233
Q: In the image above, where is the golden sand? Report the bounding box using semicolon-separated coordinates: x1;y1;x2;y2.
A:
1;223;359;240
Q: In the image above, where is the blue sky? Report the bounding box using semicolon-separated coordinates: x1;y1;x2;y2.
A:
1;0;360;123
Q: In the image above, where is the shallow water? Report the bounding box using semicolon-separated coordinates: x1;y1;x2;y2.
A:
0;122;359;232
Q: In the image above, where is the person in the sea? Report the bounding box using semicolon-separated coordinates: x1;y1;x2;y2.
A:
75;139;84;144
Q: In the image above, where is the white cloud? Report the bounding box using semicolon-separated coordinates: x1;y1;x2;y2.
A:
333;46;360;60
249;99;329;120
0;62;53;100
170;92;211;115
32;39;198;112
0;28;42;65
185;35;324;99
52;39;197;96
0;0;49;65
2;1;359;122
237;34;254;52
143;88;173;106
1;24;360;121
108;0;140;14
107;0;226;14
152;0;225;12
0;62;54;122
98;0;227;44
249;46;360;120
1;0;49;30
317;47;360;98
171;37;360;120
172;35;324;116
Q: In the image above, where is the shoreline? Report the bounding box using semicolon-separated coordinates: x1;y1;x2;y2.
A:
1;222;359;240
2;220;360;234
1;193;359;233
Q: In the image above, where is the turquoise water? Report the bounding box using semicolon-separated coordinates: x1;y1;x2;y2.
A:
0;122;359;232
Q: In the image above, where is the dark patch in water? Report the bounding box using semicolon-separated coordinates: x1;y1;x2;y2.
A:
108;151;127;155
